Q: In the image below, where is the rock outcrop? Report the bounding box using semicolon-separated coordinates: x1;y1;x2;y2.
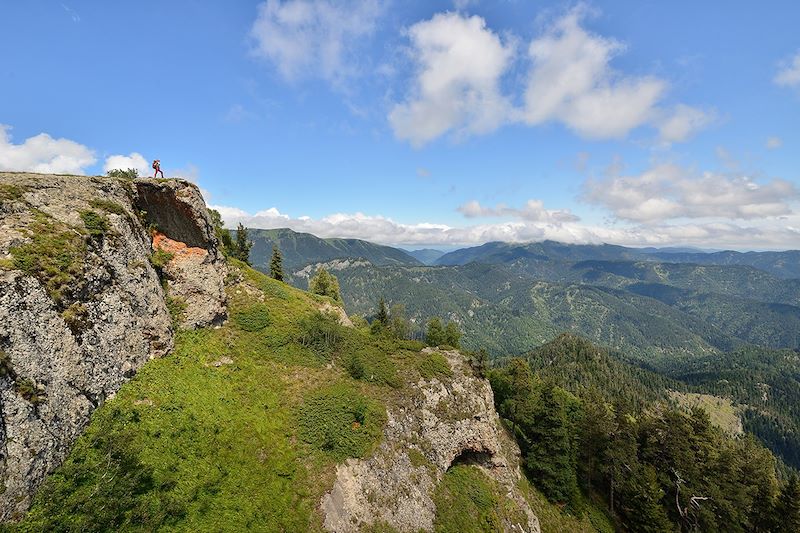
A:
321;348;540;533
0;172;226;520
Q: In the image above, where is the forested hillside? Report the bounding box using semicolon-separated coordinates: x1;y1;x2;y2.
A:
244;228;421;272
489;335;800;532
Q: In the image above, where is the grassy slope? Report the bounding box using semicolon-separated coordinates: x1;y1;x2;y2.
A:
11;260;593;532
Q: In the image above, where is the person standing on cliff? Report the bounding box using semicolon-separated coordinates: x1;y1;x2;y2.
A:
152;159;164;179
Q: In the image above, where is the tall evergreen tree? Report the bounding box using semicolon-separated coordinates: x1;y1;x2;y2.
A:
425;317;446;346
444;322;461;349
235;223;253;264
776;474;800;533
269;245;284;281
376;298;389;326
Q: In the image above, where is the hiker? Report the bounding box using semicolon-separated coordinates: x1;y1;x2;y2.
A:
152;159;164;179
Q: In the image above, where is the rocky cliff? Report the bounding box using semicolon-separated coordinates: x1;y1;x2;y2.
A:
0;172;226;520
322;347;540;532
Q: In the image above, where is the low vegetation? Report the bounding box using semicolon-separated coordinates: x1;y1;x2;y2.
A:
298;383;386;460
9;211;86;307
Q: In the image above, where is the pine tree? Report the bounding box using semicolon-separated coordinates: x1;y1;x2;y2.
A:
269;245;284;281
776;474;800;533
425;317;446;346
376;298;389;326
234;223;253;264
444;321;461;349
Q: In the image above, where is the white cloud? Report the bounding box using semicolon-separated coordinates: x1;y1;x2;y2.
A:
657;104;715;144
457;199;579;222
522;6;665;139
250;0;384;84
775;50;800;88
388;12;515;146
582;163;799;222
0;124;96;174
766;136;783;150
388;7;711;145
209;203;800;249
103;152;150;175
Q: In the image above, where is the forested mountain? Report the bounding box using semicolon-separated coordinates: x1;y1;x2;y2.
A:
243;228;421;272
406;248;445;265
435;240;800;279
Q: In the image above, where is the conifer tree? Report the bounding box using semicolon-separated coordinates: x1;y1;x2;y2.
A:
425;317;446;346
444;321;461;349
776;474;800;533
309;267;342;302
376;298;389;326
235;223;253;264
269;245;284;281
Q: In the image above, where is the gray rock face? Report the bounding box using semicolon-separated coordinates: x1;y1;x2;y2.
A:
135;179;227;328
0;172;226;520
321;348;540;533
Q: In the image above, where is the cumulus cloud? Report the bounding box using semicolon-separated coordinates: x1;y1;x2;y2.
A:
389;13;514;146
522;6;665;139
766;136;783;150
775;50;800;88
457;199;579;223
103;152;150;175
657;104;716;144
388;7;711;145
582;163;799;222
0;124;96;174
209;203;800;249
250;0;384;84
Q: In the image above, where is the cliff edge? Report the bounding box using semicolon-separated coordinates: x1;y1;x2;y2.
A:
0;172;226;520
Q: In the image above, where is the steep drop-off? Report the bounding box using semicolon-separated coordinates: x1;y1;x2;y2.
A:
0;172;226;520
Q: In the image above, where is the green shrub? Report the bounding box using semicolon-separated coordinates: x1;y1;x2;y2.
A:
166;296;188;327
80;209;110;237
89;198;127;216
62;302;90;334
150;249;174;270
298;383;386;460
232;302;271;332
433;465;503;533
418;352;453;379
297;311;344;359
343;345;401;388
16;378;45;406
106;168;139;180
10;212;86;306
0;183;26;202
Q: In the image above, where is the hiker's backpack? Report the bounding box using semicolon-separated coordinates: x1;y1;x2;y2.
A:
152;160;158;169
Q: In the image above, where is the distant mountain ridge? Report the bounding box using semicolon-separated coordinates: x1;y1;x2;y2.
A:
406;248;445;265
435;240;800;279
244;228;422;272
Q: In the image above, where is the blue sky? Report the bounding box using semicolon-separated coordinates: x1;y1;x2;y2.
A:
1;1;799;250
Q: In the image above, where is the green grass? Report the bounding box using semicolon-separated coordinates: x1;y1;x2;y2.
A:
149;249;174;270
9;211;86;307
433;465;520;533
231;302;271;332
89;198;127;216
79;210;110;237
298;383;386;460
418;352;453;380
0;183;26;202
11;262;541;532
